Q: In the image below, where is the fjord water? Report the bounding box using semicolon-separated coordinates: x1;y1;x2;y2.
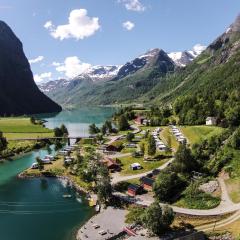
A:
0;107;115;240
41;107;116;137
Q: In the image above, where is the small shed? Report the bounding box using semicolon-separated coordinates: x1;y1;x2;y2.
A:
140;177;155;191
127;184;142;196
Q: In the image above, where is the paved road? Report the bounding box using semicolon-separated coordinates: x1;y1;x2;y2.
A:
111;158;174;184
114;178;240;216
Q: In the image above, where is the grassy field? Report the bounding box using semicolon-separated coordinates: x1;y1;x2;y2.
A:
180;125;224;145
160;126;179;151
225;178;240;203
214;218;240;238
0;117;53;139
173;213;231;228
117;155;169;175
175;194;221;210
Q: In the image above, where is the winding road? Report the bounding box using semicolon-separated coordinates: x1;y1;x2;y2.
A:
107;125;240;230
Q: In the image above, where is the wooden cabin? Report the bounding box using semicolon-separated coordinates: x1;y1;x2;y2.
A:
127;184;142;196
140;177;155;191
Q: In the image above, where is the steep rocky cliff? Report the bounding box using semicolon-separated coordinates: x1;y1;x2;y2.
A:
0;21;61;116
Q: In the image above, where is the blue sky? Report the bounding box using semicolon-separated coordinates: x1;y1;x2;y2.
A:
1;0;240;82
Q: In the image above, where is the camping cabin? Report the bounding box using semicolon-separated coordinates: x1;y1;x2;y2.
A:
127;184;142;196
206;117;217;126
105;143;122;152
152;169;160;179
134;116;145;125
101;157;120;172
140;177;155;191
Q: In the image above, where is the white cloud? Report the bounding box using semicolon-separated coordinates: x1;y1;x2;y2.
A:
44;21;53;29
44;9;100;40
52;61;61;67
34;72;52;83
119;0;145;12
56;56;91;78
29;56;44;64
123;21;135;31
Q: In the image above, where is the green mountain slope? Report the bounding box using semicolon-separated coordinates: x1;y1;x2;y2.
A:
141;15;240;126
45;49;175;107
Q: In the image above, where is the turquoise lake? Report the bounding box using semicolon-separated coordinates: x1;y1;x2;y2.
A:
0;107;115;240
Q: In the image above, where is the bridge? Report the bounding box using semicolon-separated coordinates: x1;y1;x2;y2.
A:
6;136;92;141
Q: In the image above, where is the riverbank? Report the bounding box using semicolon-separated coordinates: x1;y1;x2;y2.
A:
18;171;93;196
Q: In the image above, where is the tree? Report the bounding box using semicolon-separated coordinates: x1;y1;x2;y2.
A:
142;201;174;236
54;127;63;137
148;135;156;156
101;124;107;135
172;144;196;174
231;128;240;149
153;171;184;202
96;165;112;205
89;123;100;135
118;115;129;131
30;116;36;124
139;142;145;155
125;206;144;225
105;120;113;133
0;131;7;153
60;124;68;136
36;156;44;170
126;132;135;142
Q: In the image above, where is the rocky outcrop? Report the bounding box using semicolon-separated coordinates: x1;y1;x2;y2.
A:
0;21;61;116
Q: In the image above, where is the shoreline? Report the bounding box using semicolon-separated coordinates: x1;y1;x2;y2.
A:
18;171;92;196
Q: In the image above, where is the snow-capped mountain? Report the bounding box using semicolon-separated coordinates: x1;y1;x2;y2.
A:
75;65;122;82
114;48;175;80
39;45;205;93
168;51;195;67
39;79;70;93
168;44;206;67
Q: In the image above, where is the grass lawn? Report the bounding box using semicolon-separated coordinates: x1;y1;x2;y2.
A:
225;178;240;203
214;218;240;238
25;156;66;175
175;194;221;210
117;155;170;176
180;125;224;145
0;117;53;139
174;214;230;228
5;132;54;139
160;126;179;151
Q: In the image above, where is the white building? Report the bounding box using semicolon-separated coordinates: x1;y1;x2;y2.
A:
206;117;217;126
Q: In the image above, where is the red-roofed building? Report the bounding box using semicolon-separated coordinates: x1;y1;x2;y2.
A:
134;116;145;125
101;157;120;172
